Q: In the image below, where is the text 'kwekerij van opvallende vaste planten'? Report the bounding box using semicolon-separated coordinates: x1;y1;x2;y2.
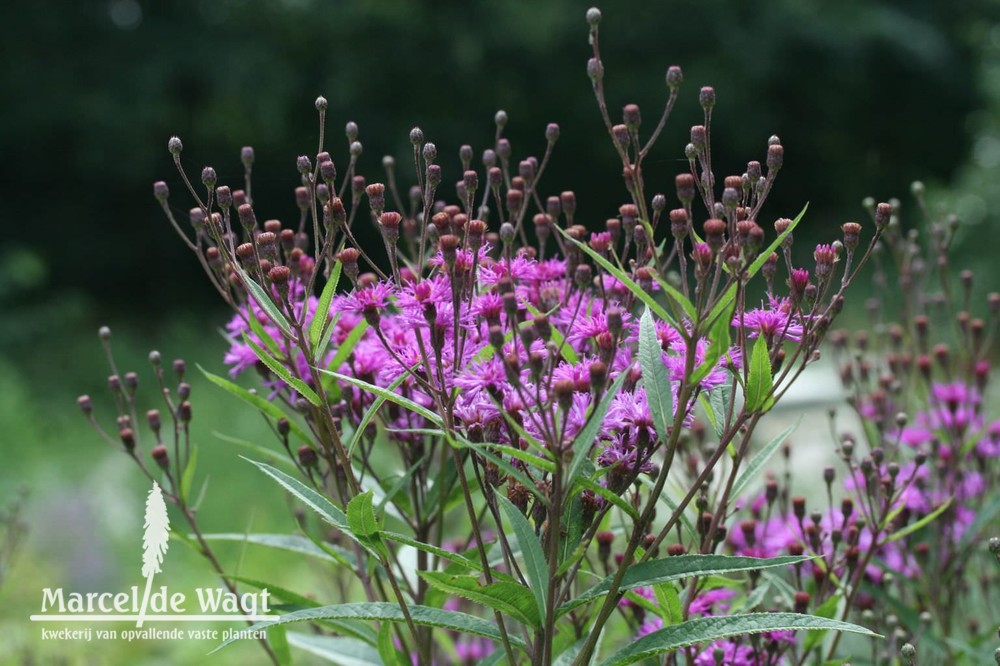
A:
76;6;1000;665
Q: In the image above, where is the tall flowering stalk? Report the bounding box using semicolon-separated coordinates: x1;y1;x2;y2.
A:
81;7;898;665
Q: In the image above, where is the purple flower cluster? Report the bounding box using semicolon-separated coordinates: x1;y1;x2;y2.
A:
224;242;740;487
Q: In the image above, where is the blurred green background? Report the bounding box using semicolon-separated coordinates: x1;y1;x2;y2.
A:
3;0;1000;662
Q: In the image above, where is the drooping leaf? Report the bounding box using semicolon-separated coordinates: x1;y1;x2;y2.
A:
381;530;481;572
200;533;352;566
210;602;526;653
496;494;549;620
319;369;442;426
241;270;295;339
244;334;322;407
242;458;378;557
419;572;542;628
730;416;802;499
285;633;381;666
199;366;309;442
597;612;876;666
559;554;812;615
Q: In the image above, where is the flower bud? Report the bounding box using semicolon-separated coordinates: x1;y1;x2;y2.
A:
153;181;169;202
167;136;183;156
699;87;715;111
666;65;683;90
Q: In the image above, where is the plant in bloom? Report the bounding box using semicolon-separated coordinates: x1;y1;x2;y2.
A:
75;7;1000;666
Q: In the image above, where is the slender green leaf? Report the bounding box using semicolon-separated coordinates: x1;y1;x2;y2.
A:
376;622;396;666
200;533;350;566
577;475;639;521
381;531;481;572
349;369;410;455
247;308;283;358
496;494;549;620
638;307;674;444
241;271;295;339
268;625;292;666
310;260;343;350
885;498;952;543
691;300;735;386
598;612;876;666
322;320;369;379
198;366;309;442
566;371;628;490
559;554;812;615
180;443;198;503
211;602;526;653
242;457;378;557
285;634;380;666
320;369;442;426
526;303;580;364
704;203;808;326
802;591;842;654
244;334;322;407
347;490;380;539
555;225;678;328
419;572;541;628
211;431;294;468
651;272;696;321
731;416;802;499
654;583;682;625
745;336;774;412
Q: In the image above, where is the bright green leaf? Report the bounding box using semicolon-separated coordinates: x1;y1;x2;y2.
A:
598;612;876;666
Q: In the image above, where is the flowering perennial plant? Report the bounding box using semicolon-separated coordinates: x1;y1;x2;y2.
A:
78;7;996;665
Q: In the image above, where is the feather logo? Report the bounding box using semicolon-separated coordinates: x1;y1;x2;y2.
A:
136;481;169;628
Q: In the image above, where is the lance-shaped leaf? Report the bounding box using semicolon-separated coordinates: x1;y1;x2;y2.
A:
597;612;877;666
559;554;812;615
210;602;526;653
419;572;541;628
566;371;628;490
496;494;549;620
730;416;802;499
198;365;310;442
244;333;322;407
243;458;379;557
744;335;774;413
638;307;674;444
309;260;343;351
704;203;808;327
319;368;442;426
